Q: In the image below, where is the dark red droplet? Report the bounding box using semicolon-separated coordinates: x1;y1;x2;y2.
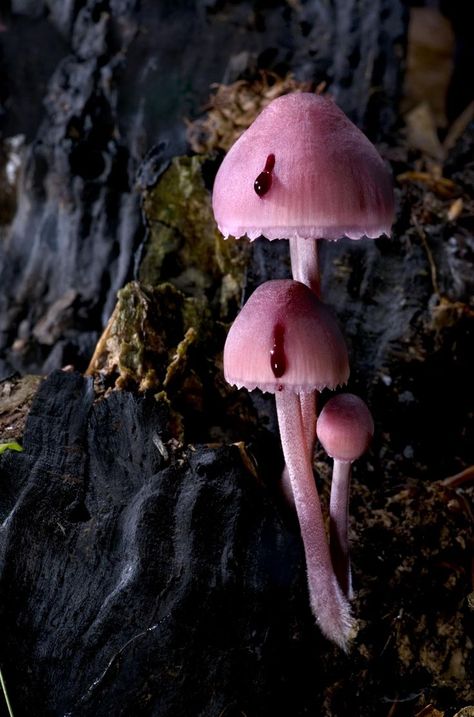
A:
254;171;272;197
254;153;275;197
270;322;286;378
264;153;275;173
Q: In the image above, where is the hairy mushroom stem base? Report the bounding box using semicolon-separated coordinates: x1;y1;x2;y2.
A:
275;390;354;650
329;459;353;599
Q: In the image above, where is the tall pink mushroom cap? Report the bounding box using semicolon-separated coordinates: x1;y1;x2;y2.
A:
212;92;394;242
223;279;349;394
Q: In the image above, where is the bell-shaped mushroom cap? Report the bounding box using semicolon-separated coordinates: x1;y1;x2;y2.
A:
213;93;394;242
317;393;374;462
224;280;349;394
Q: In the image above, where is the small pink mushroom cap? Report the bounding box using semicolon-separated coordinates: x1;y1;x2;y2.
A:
317;393;374;462
212;92;394;241
223;279;349;394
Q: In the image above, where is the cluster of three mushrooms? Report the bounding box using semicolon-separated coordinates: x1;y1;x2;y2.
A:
212;93;393;649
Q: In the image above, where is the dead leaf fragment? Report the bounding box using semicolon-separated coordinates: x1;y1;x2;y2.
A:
447;197;463;221
415;706;444;717
405;102;445;160
453;708;474;717
397;171;458;199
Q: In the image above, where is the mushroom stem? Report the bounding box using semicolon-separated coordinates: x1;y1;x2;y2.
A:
289;240;319;468
280;391;316;506
300;391;317;456
275;390;354;650
329;459;353;599
289;238;320;297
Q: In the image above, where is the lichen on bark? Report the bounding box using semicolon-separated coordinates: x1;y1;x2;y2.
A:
139;154;248;322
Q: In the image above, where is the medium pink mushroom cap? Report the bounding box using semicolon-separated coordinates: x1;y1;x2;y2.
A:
212;93;394;241
317;393;374;462
223;280;349;394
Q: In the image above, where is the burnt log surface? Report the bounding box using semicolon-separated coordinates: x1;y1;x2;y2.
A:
0;371;312;717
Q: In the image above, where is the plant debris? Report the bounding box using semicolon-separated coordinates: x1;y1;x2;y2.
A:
186;72;324;154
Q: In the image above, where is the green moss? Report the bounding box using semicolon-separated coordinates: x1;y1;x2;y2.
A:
88;154;257;441
138;225;180;285
0;375;43;444
88;280;211;390
0;441;23;454
140;155;248;320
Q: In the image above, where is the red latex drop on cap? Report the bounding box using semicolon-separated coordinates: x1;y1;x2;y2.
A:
254;153;275;197
270;322;286;378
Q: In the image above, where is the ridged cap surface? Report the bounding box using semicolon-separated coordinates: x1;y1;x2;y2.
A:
224;280;349;393
213;93;394;241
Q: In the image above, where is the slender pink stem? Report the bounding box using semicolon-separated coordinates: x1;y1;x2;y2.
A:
289;238;320;297
289;238;319;467
329;460;353;599
300;391;317;457
275;391;354;650
280;393;317;506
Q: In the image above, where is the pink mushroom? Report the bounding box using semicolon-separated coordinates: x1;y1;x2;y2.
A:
224;279;354;649
317;393;374;598
213;92;393;456
212;92;394;297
